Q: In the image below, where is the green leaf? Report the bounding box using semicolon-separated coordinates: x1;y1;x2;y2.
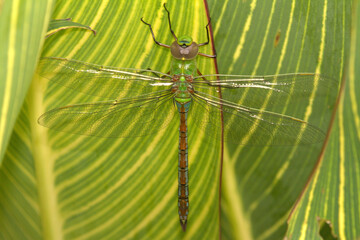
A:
286;0;360;239
46;19;97;38
0;0;353;239
0;0;54;162
1;1;219;239
207;0;350;239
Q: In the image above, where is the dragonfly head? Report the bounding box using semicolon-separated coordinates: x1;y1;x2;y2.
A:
177;36;193;47
171;35;199;60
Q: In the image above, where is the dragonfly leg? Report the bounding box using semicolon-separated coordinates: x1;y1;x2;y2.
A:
198;52;217;58
197;18;217;58
141;18;171;49
198;18;211;47
163;3;178;41
196;69;212;84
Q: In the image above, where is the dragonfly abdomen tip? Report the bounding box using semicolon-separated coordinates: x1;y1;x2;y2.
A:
180;219;187;232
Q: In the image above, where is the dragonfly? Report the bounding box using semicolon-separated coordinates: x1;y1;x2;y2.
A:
37;4;334;232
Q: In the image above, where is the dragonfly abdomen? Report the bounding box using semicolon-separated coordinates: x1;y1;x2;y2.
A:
176;101;191;232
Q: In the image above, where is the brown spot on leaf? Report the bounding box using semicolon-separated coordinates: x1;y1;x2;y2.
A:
274;30;281;48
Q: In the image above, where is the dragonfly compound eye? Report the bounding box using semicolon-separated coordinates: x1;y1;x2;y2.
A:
177;36;193;46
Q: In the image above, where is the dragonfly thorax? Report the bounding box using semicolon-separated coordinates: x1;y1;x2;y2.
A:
172;75;194;103
170;58;197;76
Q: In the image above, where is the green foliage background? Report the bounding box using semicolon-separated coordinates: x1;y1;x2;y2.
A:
0;0;357;239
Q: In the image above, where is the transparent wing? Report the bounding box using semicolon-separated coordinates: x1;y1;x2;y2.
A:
192;73;337;111
38;91;175;138
37;57;173;99
191;91;325;145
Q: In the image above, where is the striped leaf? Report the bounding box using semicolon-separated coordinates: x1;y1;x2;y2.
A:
287;0;360;239
1;0;219;239
0;0;351;239
208;0;350;239
0;0;54;162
